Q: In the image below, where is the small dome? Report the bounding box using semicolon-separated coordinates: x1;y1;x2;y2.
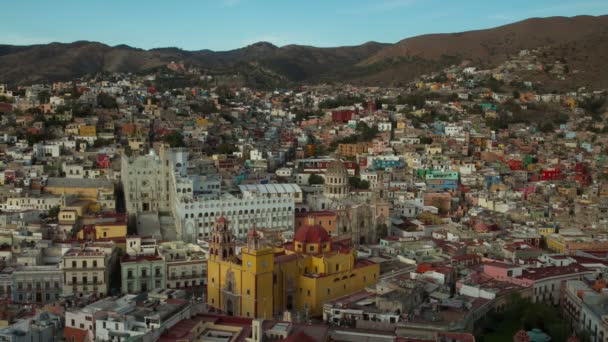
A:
294;225;330;244
326;160;348;176
247;227;260;238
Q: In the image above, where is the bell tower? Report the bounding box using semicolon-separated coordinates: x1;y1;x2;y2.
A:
209;217;235;261
247;224;261;251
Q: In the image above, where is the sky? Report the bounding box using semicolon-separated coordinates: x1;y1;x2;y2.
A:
1;0;607;51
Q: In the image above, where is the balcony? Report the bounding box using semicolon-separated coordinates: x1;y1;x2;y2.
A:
168;274;201;281
68;282;104;286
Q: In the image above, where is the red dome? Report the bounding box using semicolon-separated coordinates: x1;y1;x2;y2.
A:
294;225;330;244
247;228;260;238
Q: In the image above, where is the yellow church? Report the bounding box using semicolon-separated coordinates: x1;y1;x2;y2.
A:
206;217;379;318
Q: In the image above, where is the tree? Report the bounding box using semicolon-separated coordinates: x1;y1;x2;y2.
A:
0;95;14;103
40;205;61;220
216;143;238;155
97;92;118;109
418;136;433;145
376;224;388;241
539;122;555;133
38;90;51;104
349;177;370;189
308;173;324;185
513;90;521;100
163;131;185;147
93;138;114;148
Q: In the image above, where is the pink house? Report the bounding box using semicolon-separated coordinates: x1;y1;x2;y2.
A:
483;261;524;280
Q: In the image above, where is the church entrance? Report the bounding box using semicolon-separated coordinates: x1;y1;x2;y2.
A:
226;299;234;316
286;295;293;311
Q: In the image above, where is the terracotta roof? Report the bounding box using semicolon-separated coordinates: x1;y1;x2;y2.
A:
282;330;317;342
294;225;330;244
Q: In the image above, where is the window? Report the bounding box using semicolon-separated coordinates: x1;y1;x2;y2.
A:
307;290;311;297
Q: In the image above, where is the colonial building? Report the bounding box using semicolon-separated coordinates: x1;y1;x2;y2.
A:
121;237;166;293
12;265;63;304
176;183;301;242
62;246;112;298
206;217;379;318
158;241;206;290
307;160;390;246
120;149;180;215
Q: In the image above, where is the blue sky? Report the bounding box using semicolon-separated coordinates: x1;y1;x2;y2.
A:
1;0;607;51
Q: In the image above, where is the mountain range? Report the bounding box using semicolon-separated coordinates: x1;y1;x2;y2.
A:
1;15;607;89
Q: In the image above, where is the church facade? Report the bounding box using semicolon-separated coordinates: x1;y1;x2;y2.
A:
307;160;391;246
206;217;379;318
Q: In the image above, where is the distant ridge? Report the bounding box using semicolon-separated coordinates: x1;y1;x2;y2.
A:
0;15;607;88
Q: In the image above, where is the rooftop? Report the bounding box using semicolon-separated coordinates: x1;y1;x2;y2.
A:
45;177;113;189
238;183;301;194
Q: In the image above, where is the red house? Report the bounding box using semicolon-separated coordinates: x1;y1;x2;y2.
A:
507;159;523;171
331;109;356;123
541;168;561;181
97;154;111;169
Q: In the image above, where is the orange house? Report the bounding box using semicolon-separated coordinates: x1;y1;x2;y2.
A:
295;211;337;236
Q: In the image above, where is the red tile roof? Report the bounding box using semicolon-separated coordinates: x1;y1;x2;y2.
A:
282;330;317;342
519;264;591;281
294;225;330;244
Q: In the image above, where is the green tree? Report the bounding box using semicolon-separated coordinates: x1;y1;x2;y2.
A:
539;122;555;133
93;138;114;148
349;177;369;189
376;224;388;240
97;92;118;109
163;132;185;147
40;205;61;220
418;136;433;145
0;95;14;103
38;90;51;104
308;173;325;185
513;90;521;100
48;205;60;219
216;143;238;155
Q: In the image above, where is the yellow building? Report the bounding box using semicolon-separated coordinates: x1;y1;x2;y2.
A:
546;234;566;253
44;178;114;202
207;217;379;318
78;125;97;137
537;227;556;237
195;117;213;128
396;120;407;130
76;222;127;240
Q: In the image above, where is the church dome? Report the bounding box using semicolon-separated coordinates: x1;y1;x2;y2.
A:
324;160;349;199
326;160;348;176
294;225;330;244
